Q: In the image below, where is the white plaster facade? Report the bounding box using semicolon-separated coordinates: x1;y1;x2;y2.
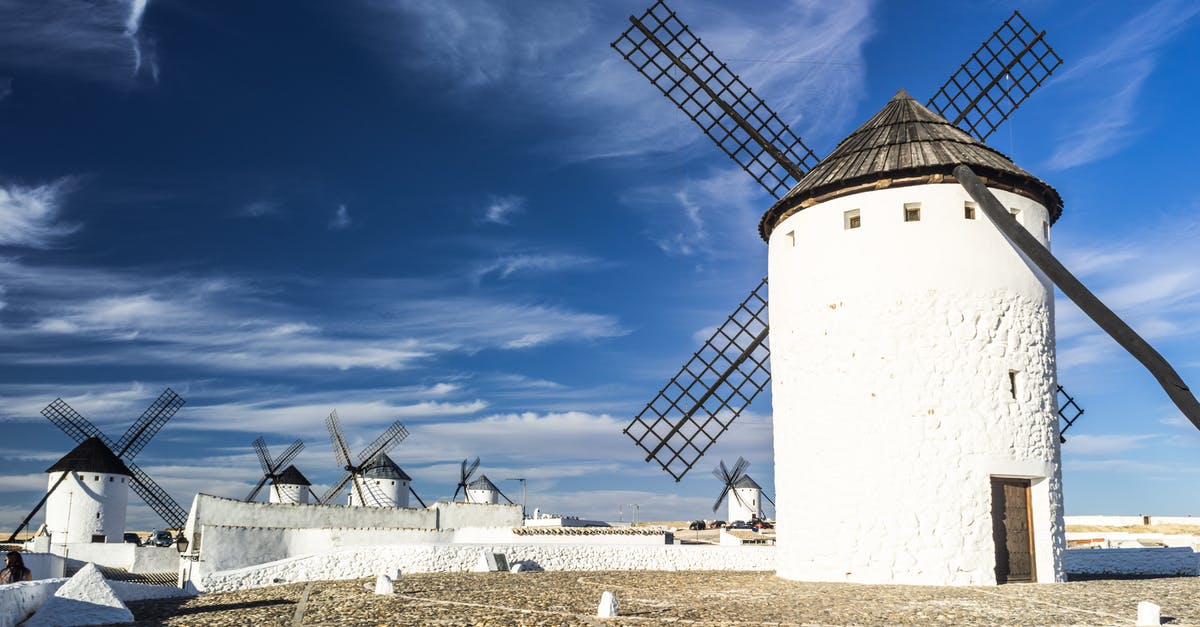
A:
727;486;762;523
269;482;310;505
44;471;129;545
347;476;408;508
767;183;1065;585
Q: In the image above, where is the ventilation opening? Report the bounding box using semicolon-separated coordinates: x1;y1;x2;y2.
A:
904;202;921;222
1009;371;1019;399
965;202;977;220
785;230;795;247
1010;207;1021;221
1042;221;1049;239
91;534;105;543
844;209;861;230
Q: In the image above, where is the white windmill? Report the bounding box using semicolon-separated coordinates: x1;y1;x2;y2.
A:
712;458;770;523
321;410;425;508
453;458;515;505
271;465;313;505
613;2;1200;586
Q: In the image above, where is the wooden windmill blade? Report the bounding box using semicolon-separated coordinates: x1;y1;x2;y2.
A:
274;439;305;471
927;11;1063;142
42;398;114;447
325;410;353;471
624;279;770;481
1056;385;1086;442
114;388;186;459
955;165;1200;429
454;457;480;500
613;0;819;199
356;421;409;466
252;437;273;474
125;460;187;529
320;472;355;506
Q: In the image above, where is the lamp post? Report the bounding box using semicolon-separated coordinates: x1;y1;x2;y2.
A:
504;477;527;518
626;503;641;525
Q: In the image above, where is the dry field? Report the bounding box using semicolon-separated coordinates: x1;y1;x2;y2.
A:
1066;524;1200;535
125;570;1200;626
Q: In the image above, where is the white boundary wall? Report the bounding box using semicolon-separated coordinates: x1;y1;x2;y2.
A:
200;544;776;592
0;577;190;627
769;184;1065;586
1065;515;1200;527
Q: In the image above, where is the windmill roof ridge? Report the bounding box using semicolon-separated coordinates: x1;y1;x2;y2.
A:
467;474;499;491
361;453;412;480
46;436;132;476
732;474;762;490
759;90;1063;239
273;464;312;486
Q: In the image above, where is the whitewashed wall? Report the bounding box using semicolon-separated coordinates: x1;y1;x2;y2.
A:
0;577;190;627
44;471;130;544
269;483;309;504
768;184;1065;586
727;488;761;523
1065;515;1149;527
199;544;775;592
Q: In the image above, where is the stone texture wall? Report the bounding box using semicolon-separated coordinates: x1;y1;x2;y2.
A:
768;184;1065;585
199;544;776;592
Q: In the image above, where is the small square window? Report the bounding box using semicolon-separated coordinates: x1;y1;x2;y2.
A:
1010;207;1021;220
904;203;920;222
1008;371;1019;399
785;230;795;247
844;209;861;230
964;202;977;220
1042;221;1049;239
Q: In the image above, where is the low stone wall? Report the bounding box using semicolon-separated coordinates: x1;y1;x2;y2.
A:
1064;547;1199;576
200;544;776;592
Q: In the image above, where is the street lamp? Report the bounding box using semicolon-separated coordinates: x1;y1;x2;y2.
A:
504;477;527;518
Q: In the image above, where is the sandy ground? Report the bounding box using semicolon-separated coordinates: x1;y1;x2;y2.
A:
124;570;1200;626
1066;524;1200;535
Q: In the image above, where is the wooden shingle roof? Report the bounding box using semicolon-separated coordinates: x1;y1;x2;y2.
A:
272;464;312;487
759;89;1063;240
361;453;411;481
46;436;132;476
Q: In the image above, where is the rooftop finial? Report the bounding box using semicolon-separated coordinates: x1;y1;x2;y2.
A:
891;88;914;101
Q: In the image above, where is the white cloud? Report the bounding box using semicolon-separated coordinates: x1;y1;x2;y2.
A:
329;204;352;230
0;0;156;84
0;180;79;248
1063;434;1158;456
238;200;280;218
482;195;524;225
1046;0;1200;170
472;252;603;282
624;166;766;259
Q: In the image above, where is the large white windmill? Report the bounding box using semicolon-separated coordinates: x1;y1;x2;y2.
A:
613;2;1200;586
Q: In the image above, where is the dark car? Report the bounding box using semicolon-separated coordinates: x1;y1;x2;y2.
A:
725;520;755;530
147;530;175;547
710;520;726;529
122;532;140;544
752;519;774;530
688;520;706;531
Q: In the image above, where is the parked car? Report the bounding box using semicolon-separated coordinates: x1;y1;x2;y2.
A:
147;530;175;547
688;520;706;531
710;520;726;529
725;520;754;530
751;519;774;530
122;533;140;544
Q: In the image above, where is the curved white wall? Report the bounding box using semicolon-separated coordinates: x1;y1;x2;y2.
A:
44;471;129;544
269;483;310;505
467;488;500;505
767;183;1065;585
347;477;408;508
727;488;761;523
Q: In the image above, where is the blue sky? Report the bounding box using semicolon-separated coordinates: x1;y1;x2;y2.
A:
1;0;1198;530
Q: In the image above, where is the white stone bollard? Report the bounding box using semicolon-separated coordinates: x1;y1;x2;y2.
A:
390;568;403;582
1137;601;1161;626
373;575;394;595
597;591;618;618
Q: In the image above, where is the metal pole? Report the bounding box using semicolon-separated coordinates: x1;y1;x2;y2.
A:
504;478;526;518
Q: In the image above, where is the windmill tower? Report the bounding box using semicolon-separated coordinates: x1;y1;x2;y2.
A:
43;438;132;544
270;465;312;504
7;389;188;543
244;436;304;503
347;453;412;508
322;410;426;508
712;458;770;523
613;2;1200;586
465;475;502;505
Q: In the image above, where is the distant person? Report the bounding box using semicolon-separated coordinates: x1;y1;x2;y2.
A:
0;551;33;583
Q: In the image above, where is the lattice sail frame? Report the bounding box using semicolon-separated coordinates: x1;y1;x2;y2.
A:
41;392;188;529
927;10;1064;142
625;279;770;482
612;0;818;199
1056;384;1085;443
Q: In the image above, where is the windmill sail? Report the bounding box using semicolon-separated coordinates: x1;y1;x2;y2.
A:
625;279;770;481
114;388;185;459
955;165;1200;429
612;0;818;199
927;11;1063;142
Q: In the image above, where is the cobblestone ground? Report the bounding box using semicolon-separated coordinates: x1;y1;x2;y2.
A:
125;571;1200;626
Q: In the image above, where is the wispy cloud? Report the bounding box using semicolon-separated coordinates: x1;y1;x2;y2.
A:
1063;434;1158;456
482;195;524;225
1046;0;1200;170
0;0;157;85
350;1;875;162
472;252;603;282
238;200;280;218
0;179;80;248
329;203;352;230
0;77;11;101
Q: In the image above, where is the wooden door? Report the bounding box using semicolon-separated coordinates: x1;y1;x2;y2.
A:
991;477;1035;583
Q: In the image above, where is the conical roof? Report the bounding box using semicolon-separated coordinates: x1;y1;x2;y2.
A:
759;89;1063;240
732;474;762;490
466;474;499;492
45;437;131;476
272;464;312;487
360;453;411;480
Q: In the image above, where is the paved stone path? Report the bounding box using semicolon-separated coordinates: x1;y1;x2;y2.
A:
124;571;1200;625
